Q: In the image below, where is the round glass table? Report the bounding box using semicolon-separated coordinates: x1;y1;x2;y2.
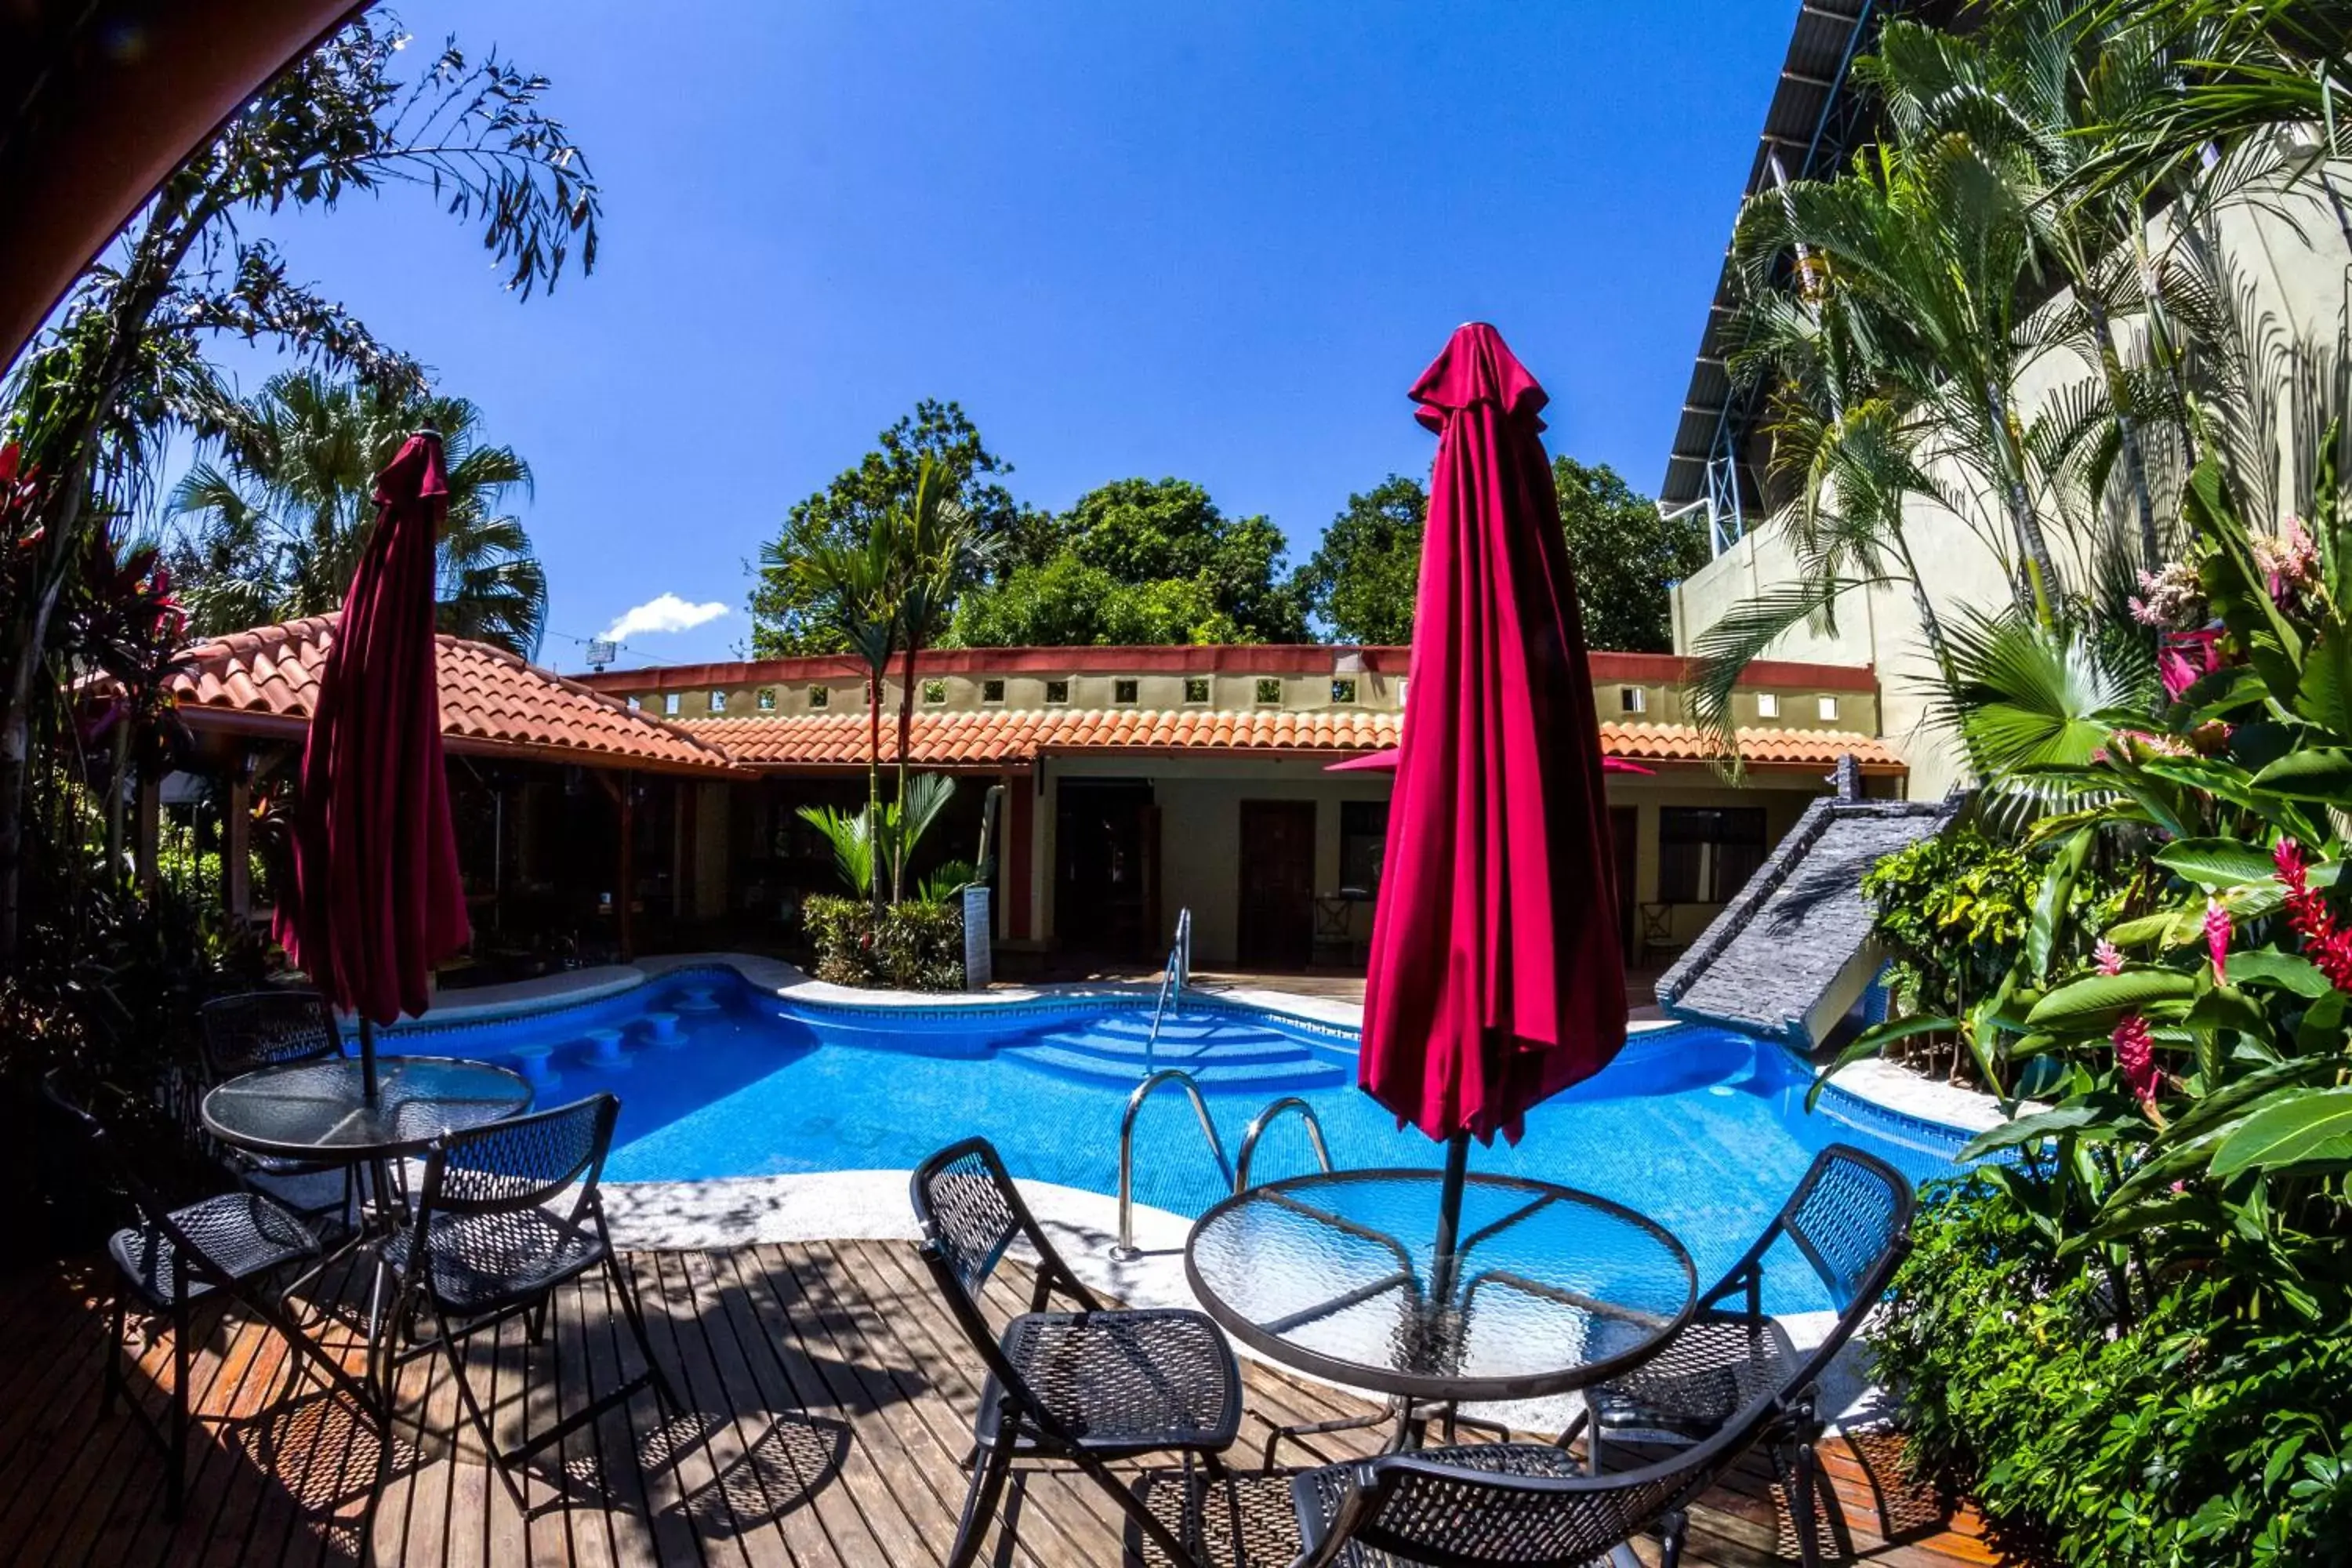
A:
201;1054;533;1161
1185;1168;1697;1405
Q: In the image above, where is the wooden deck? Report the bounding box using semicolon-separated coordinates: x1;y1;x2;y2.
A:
0;1240;2001;1566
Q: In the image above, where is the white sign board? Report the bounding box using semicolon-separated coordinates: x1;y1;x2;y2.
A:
962;885;993;989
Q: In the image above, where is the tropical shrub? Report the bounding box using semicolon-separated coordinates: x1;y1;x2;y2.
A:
802;894;964;992
1863;826;2124;1089
1824;452;2352;1565
1876;1175;2352;1567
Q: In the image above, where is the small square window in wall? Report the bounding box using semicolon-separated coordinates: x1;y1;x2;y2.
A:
1620;687;1646;715
1755;691;1780;719
626;695;641;711
709;690;728;713
1184;677;1210;703
923;678;948;705
1255;677;1283;706
1113;678;1139;704
1818;695;1840;721
982;678;1006;703
662;693;680;716
1044;679;1071;704
1330;677;1358;704
756;687;777;711
808;686;830;710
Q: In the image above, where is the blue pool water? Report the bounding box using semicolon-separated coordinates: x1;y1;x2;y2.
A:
402;967;1964;1313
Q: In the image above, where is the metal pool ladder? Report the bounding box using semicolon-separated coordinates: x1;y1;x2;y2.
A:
1110;1080;1335;1258
1140;906;1193;1079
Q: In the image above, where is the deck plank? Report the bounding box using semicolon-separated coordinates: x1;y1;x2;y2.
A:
0;1240;2000;1567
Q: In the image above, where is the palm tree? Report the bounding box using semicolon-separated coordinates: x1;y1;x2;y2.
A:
884;456;978;902
164;369;548;655
791;512;898;917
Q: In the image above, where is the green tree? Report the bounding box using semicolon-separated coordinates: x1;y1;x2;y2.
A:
0;17;596;960
949;477;1308;646
1555;458;1709;654
164;370;549;656
1290;476;1425;644
750;400;1046;656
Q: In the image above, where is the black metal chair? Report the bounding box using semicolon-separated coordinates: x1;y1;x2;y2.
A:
43;1075;379;1519
1287;1384;1786;1568
377;1091;677;1507
197;989;360;1229
911;1136;1243;1568
1563;1143;1915;1566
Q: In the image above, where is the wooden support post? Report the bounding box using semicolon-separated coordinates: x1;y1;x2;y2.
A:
617;771;636;960
223;772;251;924
132;775;160;899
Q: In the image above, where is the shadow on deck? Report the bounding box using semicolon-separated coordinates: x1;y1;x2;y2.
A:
0;1239;2001;1566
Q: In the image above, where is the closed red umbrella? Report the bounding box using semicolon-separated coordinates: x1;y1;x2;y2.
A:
275;431;471;1098
1359;323;1628;1283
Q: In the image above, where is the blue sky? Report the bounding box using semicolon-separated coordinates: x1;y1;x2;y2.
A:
196;2;1791;670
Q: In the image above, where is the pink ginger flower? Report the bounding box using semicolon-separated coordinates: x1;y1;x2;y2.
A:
2159;630;2225;702
2252;517;2321;599
2111;1013;2163;1110
2206;898;2231;985
2095;938;2125;976
2274;839;2352;992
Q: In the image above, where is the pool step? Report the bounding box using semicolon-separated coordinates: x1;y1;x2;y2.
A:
1002;1040;1346;1091
1000;1010;1348;1091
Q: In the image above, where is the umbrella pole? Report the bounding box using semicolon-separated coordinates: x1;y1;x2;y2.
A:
1430;1129;1471;1305
359;1015;379;1105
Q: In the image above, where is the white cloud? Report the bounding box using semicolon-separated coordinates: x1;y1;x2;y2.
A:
604;593;728;643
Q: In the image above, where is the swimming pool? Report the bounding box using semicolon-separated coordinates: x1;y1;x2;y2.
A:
395;965;1966;1313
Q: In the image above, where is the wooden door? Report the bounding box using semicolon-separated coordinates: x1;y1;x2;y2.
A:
1237;800;1316;968
1611;805;1639;952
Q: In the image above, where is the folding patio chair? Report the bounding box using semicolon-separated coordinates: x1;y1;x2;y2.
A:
376;1092;678;1507
911;1136;1243;1568
1287;1383;1786;1568
198;988;361;1230
45;1075;379;1520
1562;1142;1915;1566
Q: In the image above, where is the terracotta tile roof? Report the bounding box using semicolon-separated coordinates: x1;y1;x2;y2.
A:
170;616;743;776
692;710;1906;773
1600;721;1905;771
695;708;1403;767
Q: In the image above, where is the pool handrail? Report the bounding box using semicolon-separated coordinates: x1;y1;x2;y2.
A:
1141;906;1193;1079
1112;1065;1231;1259
1233;1094;1334;1193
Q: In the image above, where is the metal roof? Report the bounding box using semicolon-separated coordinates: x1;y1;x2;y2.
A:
1661;1;1961;512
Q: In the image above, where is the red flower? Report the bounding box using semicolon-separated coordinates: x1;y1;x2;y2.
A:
2205;898;2231;985
2112;1013;2162;1108
2274;839;2352;992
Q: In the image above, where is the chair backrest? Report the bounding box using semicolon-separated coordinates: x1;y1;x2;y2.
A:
40;1073;238;1289
909;1138;1103;1442
1758;1143;1913;1404
1779;1143;1913;1314
416;1093;616;1223
198;989;343;1079
1321;1387;1785;1567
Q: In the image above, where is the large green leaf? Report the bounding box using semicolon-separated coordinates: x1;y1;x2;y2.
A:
1958;1102;2125;1162
2295;626;2352;736
2025;969;2201;1030
2024;829;2089;980
2252;748;2352;805
2211;1087;2352;1177
2227;950;2334;998
2154;837;2282;889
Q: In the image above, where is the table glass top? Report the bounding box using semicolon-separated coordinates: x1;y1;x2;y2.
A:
203;1055;532;1155
1187;1170;1696;1399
